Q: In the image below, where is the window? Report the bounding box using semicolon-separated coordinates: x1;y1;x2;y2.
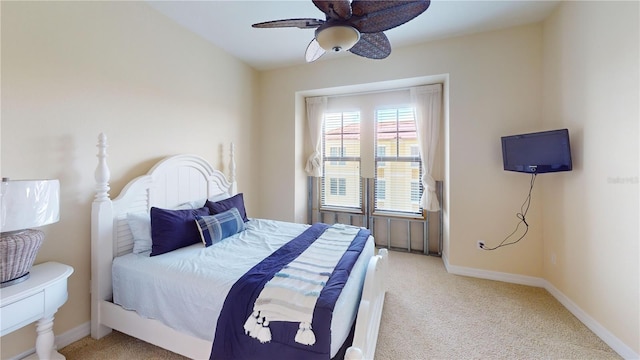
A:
329;147;339;165
321;111;361;210
376;179;386;200
338;178;346;195
377;146;386;167
374;107;423;215
330;178;347;196
329;146;346;165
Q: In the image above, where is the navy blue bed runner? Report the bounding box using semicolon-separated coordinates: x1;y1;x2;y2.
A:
210;223;370;360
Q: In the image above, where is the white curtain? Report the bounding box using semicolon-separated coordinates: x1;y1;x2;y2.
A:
411;84;442;212
305;96;327;177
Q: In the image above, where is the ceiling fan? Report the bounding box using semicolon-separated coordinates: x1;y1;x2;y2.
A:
252;0;431;62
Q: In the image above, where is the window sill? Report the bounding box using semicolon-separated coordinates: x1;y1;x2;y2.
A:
319;207;364;215
371;211;425;221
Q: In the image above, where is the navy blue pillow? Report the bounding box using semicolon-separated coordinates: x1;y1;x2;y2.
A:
205;193;248;222
195;208;245;247
150;206;210;256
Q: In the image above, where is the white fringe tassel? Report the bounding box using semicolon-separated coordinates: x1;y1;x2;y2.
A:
245;311;272;343
256;320;272;343
244;311;260;337
294;322;316;345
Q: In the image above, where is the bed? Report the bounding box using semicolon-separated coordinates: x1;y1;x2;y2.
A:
90;133;388;360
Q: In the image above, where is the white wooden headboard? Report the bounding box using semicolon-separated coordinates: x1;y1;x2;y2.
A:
90;133;237;338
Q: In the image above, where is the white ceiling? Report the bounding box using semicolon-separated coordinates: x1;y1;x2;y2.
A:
147;0;560;71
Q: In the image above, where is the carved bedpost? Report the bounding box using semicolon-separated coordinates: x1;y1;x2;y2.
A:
91;133;114;339
95;133;110;201
229;142;238;195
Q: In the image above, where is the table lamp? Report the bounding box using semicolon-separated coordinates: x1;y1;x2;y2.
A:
0;178;60;287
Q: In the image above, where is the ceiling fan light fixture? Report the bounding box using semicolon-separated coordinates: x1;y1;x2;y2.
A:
316;25;360;52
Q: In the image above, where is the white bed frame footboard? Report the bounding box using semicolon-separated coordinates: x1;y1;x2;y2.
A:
90;133;387;360
345;248;388;360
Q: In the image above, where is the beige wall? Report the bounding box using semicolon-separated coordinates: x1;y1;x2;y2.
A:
542;1;639;354
0;2;258;358
258;24;544;276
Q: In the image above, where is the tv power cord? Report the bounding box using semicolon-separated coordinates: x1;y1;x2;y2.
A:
480;173;536;251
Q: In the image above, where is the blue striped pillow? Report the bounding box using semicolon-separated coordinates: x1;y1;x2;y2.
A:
195;207;245;247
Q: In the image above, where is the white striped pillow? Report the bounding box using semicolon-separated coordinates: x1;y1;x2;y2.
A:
195;207;245;246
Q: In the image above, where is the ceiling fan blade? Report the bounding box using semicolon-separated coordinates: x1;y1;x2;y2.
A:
348;32;391;60
252;18;324;29
305;39;326;62
312;0;352;20
350;0;430;33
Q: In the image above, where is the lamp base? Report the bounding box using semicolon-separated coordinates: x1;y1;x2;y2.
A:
0;229;44;286
0;272;30;288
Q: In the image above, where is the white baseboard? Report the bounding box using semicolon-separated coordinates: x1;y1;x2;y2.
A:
7;348;33;360
442;254;545;287
7;322;91;360
542;282;639;360
441;254;639;360
56;321;91;349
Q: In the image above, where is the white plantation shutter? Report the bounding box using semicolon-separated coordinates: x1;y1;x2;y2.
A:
374;107;422;215
321;111;362;210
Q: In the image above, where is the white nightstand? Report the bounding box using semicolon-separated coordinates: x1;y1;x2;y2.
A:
1;262;74;359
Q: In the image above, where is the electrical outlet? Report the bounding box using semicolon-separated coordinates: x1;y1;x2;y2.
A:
477;240;485;250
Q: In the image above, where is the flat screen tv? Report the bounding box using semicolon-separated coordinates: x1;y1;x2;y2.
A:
501;129;572;174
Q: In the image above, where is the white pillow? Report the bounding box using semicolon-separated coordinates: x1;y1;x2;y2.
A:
174;195;230;210
174;201;198;210
127;211;152;254
209;193;231;203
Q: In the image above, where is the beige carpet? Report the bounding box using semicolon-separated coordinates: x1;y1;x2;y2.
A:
60;251;620;359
